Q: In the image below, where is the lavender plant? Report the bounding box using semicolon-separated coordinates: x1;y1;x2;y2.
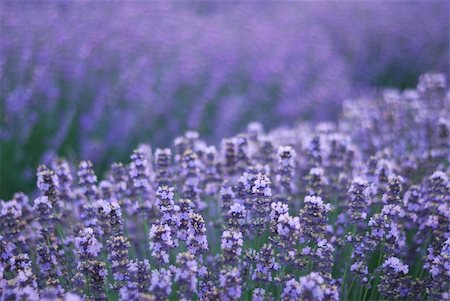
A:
0;64;449;301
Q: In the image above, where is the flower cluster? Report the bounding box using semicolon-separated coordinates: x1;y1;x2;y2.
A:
221;230;243;266
148;224;175;264
1;72;449;300
282;272;338;301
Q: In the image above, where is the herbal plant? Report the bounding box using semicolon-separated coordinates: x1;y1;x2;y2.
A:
1;73;449;300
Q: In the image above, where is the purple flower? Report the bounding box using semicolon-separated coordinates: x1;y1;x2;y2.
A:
149;223;174;263
219;267;242;301
282;272;338;301
221;229;243;265
77;161;98;200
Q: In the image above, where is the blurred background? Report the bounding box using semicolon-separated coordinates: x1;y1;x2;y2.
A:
1;1;448;199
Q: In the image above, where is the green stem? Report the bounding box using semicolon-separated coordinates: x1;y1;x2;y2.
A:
344;279;356;300
369;246;384;301
362;282;370;301
340;225;356;297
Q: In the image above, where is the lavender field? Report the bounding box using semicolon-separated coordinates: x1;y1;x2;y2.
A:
0;1;449;301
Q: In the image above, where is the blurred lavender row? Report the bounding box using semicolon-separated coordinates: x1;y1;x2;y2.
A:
0;73;448;300
0;1;448;198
